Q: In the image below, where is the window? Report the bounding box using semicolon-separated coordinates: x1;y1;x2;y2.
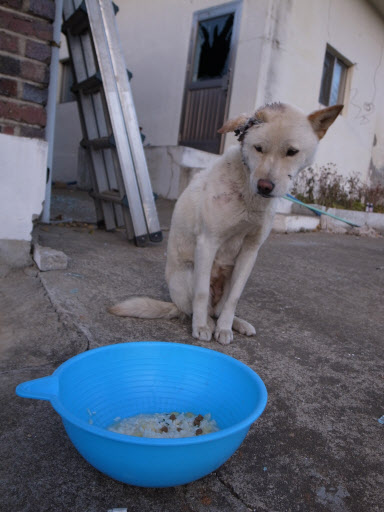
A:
59;59;76;103
192;13;234;82
319;46;349;106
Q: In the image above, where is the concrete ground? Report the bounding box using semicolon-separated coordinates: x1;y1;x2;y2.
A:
1;190;383;512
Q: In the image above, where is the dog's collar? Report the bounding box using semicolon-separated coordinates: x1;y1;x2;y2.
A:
240;141;250;173
235;115;264;142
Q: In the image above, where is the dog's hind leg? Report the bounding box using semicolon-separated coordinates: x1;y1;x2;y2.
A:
207;315;216;333
232;317;256;336
168;263;217;339
167;267;194;316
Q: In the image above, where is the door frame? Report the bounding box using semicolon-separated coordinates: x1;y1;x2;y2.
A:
178;0;243;154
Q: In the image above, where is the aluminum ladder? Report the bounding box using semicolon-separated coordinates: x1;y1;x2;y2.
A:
62;0;162;246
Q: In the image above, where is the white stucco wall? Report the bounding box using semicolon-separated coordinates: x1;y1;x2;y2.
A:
259;0;384;183
54;0;269;181
114;0;266;148
52;0;384;190
370;95;384;185
0;133;47;241
52;101;82;183
52;36;82;184
113;0;383;184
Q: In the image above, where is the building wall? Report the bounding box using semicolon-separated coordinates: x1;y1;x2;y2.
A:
52;100;82;183
53;0;384;190
54;0;257;182
0;0;54;137
114;0;269;148
0;0;53;264
371;110;384;186
113;0;384;184
0;132;47;238
264;0;384;184
51;35;82;183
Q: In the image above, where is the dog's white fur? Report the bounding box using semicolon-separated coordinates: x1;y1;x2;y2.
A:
109;103;342;344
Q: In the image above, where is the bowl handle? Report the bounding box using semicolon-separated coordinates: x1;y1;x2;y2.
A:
16;375;59;401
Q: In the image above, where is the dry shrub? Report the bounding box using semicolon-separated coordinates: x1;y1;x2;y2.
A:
292;164;384;212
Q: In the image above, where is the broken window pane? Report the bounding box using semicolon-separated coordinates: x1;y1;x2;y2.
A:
192;13;234;81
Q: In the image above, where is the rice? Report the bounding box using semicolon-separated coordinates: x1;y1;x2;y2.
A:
107;411;219;438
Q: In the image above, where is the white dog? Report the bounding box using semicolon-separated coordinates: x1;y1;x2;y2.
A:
109;102;342;344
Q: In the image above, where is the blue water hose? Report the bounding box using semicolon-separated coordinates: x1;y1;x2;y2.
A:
284;194;361;228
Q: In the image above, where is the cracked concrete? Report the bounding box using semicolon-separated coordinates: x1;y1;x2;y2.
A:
1;193;384;511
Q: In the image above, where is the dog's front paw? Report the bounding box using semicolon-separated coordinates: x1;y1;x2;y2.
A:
192;325;212;342
214;328;233;345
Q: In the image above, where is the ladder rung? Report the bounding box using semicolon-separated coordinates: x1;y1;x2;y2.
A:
72;72;102;95
91;191;158;246
62;1;119;36
62;1;88;36
81;135;116;150
72;71;130;96
90;190;123;204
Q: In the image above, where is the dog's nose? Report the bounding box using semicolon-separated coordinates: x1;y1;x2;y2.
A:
257;179;275;196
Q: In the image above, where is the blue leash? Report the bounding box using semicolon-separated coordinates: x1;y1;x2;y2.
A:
284;194;361;228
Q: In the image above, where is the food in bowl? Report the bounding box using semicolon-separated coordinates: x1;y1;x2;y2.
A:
107;411;219;438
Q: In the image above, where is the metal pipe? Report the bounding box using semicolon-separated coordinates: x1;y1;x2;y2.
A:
41;0;64;223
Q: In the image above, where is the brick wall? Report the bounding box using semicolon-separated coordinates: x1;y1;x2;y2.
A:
0;0;55;139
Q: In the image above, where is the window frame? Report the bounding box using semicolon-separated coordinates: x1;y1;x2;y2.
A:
319;45;351;107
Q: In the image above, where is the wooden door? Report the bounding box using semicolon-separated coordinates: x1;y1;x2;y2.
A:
179;1;242;154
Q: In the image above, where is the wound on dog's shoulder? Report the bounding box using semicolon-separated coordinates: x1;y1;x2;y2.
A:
212;192;232;204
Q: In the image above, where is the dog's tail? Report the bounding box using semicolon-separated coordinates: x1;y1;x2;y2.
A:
108;296;183;320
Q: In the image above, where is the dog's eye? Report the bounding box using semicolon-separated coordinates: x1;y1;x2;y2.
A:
286;148;299;157
254;145;263;153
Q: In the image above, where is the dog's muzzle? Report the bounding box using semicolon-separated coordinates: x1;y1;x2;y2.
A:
257;179;275;197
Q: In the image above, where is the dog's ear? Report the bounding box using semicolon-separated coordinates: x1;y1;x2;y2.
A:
308;105;343;140
217;114;250;134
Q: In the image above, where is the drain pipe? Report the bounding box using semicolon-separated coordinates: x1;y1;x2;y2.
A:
41;0;64;223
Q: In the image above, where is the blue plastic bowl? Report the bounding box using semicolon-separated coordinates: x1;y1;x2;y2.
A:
16;342;267;487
